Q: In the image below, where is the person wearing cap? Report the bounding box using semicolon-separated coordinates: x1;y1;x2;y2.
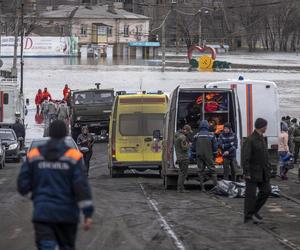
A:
77;127;94;176
219;122;238;182
174;125;191;193
17;120;94;249
278;121;290;180
243;118;271;224
192;120;218;190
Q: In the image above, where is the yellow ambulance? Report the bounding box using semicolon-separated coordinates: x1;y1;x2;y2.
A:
108;92;168;177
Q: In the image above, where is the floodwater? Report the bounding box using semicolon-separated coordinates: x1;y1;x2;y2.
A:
1;57;299;143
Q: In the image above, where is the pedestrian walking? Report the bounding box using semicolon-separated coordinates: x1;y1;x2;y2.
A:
35;89;43;114
278;122;291;180
17;120;94;250
174;125;191;193
219;122;238;182
243;118;271;224
192;120;218;190
77;127;94;176
57;101;69;121
12;117;26;149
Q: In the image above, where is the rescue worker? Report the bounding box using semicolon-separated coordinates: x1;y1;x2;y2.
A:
57;101;69;121
174;125;191;193
63;84;71;101
219;122;238;182
35;89;43;114
243;118;271;224
12;117;26;149
17;120;94;249
293;122;300;164
42;87;52;102
192;120;218;190
77;127;94;176
48;101;57;123
41;99;49;120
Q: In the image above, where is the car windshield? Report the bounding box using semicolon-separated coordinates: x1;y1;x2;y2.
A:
0;130;16;141
30;137;77;150
74;91;113;105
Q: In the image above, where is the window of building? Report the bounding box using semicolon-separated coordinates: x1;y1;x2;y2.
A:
80;24;87;36
107;26;112;37
124;25;129;37
60;25;64;35
3;93;9;105
97;26;107;35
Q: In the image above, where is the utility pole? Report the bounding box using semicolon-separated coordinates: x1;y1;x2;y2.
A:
20;0;24;94
161;20;166;72
12;0;20;77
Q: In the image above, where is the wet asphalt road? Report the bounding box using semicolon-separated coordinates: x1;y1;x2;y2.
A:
1;143;300;250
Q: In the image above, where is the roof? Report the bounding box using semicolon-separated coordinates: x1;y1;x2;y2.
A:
39;5;150;20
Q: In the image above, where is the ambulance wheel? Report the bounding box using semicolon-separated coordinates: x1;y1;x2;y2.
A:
163;176;177;190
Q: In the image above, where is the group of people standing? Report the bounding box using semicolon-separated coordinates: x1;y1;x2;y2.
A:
176;117;273;224
35;85;71;130
279;116;300;183
175;120;238;193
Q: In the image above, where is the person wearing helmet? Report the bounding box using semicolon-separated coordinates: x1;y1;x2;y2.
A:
77;127;94;176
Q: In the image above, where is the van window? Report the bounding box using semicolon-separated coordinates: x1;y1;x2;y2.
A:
3;93;8;104
143;114;164;135
119;114;140;136
119;113;164;136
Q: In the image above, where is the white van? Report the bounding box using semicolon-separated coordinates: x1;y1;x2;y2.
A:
206;78;280;167
162;79;279;189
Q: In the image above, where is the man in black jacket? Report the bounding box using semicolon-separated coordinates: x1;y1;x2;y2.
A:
243;118;271;224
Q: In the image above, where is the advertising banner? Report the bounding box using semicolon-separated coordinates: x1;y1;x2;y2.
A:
0;36;78;57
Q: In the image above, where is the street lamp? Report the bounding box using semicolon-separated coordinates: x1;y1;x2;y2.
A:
198;7;214;46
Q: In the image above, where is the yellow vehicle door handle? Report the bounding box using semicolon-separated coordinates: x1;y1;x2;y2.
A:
144;137;152;142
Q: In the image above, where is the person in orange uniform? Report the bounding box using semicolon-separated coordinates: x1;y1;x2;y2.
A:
35;89;43;114
42;88;52;102
63;84;71;101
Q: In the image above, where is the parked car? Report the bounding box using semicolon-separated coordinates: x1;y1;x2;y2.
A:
24;136;88;166
0;139;6;169
0;128;21;162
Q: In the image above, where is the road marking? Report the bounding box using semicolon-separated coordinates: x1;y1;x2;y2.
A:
0;178;7;185
139;183;186;250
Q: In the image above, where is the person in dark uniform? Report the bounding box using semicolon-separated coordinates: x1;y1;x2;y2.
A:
12;117;26;149
174;125;191;193
17;120;94;249
77;127;94;176
243;118;271;224
192;120;218;191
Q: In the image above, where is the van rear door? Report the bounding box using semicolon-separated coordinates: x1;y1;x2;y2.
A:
116;112;144;162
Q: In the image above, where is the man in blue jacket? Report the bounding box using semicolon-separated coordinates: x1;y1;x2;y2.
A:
219;122;238;182
192;120;218;190
17;120;94;250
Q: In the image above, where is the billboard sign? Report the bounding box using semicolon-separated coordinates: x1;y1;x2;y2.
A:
1;36;78;57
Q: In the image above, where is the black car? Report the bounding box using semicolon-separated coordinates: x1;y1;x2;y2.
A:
0;129;20;162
